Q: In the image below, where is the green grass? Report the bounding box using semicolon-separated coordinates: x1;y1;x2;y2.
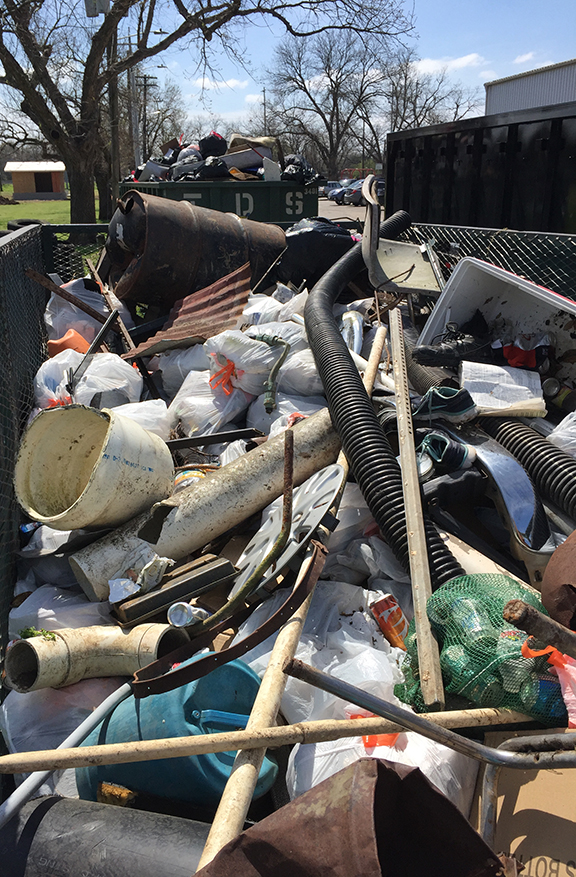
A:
0;183;71;228
0;183;102;229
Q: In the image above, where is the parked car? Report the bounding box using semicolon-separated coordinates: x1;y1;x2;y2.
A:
327;180;354;205
343;178;366;206
321;181;340;197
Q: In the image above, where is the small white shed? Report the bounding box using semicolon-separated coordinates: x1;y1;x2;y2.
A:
5;161;67;200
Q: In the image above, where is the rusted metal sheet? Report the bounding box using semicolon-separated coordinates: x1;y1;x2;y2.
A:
107;190;285;309
122;263;252;360
194;758;502;877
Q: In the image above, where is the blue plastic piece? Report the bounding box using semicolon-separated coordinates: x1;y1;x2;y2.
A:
76;657;278;808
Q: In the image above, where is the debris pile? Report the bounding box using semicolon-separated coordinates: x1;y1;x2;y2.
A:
1;176;576;874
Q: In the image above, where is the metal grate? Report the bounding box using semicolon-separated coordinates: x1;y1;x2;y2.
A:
400;223;576;300
0;227;47;673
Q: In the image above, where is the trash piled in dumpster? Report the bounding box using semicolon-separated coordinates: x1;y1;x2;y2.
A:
125;131;324;188
2;175;576;875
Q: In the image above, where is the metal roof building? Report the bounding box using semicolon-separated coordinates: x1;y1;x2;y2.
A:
485;59;576;115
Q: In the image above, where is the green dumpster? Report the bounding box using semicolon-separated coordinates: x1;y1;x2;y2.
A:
118;180;318;224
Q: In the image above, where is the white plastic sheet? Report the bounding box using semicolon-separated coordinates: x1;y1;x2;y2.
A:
548;412;576;458
8;585;113;641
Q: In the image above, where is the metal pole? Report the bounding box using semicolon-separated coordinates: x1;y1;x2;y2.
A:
285;659;576;769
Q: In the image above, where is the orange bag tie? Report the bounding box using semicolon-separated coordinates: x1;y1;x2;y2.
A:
209;357;236;396
521;638;567;668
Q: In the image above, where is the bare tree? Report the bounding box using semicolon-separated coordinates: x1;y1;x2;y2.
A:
267;31;390;177
0;0;412;222
266;37;482;176
383;49;482;132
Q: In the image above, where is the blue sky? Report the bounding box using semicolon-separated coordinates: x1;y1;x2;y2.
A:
146;0;576;125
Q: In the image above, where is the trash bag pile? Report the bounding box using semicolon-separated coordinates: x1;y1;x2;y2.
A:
123;131;323;186
3;190;576;872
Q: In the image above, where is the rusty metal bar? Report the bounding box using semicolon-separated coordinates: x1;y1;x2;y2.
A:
503;599;576;660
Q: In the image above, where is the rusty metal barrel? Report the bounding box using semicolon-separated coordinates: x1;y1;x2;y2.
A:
106;190;286;309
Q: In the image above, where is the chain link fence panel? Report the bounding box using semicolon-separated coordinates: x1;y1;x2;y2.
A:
400;224;576;300
0;227;47;675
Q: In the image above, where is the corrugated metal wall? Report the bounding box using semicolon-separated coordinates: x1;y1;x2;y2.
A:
486;61;576;114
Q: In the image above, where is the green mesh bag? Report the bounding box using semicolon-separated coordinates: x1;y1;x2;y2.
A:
394;573;567;726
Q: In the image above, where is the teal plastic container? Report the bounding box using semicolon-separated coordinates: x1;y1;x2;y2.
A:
76;658;277;808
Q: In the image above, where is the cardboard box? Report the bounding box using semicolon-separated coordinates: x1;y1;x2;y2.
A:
475;729;576;876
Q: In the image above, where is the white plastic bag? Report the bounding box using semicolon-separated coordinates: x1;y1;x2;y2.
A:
44;278;134;343
277;348;324;396
73;353;143;406
241;294;283;326
205;330;281;396
8;584;113;640
246;391;325;434
245;321;308;352
233;581;403;724
278;289;308;321
0;678;122;797
548;412;576;458
286;730;479;816
34;349;83;408
156;346;211;399
110;399;174;440
327;484;375;552
168;369;251;436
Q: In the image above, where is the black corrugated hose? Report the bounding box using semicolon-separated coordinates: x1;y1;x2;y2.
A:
304;211;464;588
480;417;576;521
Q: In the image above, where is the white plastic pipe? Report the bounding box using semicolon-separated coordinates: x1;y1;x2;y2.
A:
4;624;189;692
70;407;340;600
14;405;174;530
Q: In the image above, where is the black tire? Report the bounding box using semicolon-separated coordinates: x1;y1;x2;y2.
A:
7;218;44;231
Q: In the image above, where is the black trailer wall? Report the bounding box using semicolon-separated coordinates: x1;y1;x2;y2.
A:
386;101;576;233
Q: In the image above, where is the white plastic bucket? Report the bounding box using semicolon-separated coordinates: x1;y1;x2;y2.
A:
14;405;174;530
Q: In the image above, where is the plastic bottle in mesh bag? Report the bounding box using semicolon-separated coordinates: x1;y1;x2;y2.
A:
396;573;567;725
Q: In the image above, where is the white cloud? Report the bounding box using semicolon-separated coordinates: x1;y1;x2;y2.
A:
244;93;263;104
192;77;249;91
479;70;498;81
415;53;486;75
514;52;535;64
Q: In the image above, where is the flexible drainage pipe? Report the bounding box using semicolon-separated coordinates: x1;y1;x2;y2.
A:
4;624;189;692
304;212;464;588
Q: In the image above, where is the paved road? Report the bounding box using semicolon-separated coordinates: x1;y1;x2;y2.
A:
316;197;366;224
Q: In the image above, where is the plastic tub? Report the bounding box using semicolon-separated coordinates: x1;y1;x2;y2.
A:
418;258;576;345
14;405;174;530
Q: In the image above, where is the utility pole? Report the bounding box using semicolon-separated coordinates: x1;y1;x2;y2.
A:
262;87;267;136
107;26;120;204
136;74;158;161
127;36;142;169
